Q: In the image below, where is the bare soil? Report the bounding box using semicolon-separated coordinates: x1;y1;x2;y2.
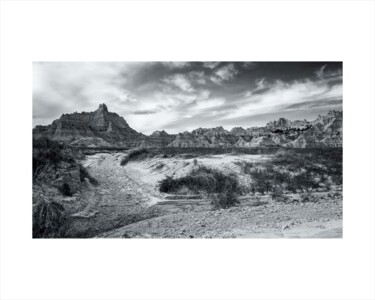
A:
64;152;342;238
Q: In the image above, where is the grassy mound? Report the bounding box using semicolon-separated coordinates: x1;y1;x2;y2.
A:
120;148;149;166
33;199;69;238
159;165;240;208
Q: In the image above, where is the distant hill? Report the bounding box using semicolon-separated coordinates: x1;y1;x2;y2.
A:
33;104;144;147
33;104;342;148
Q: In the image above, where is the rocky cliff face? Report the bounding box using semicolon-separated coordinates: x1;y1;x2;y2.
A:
33;104;143;147
169;127;238;148
33;105;342;148
167;110;342;148
138;130;176;148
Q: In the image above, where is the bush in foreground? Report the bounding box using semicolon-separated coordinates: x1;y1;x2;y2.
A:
33;199;69;238
159;165;240;208
79;164;99;186
59;183;73;197
120;148;149;166
33;138;65;177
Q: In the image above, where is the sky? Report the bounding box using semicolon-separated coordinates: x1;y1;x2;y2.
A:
33;61;342;134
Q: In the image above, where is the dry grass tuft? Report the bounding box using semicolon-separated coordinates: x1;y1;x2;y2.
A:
33;199;69;238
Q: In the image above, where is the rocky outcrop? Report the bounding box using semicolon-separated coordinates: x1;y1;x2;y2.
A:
266;117;292;129
166;110;342;148
138;130;176;148
33;105;342;148
168;127;238;148
231;127;248;136
33;104;143;147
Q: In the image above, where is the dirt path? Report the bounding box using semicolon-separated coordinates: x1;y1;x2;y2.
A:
67;153;164;237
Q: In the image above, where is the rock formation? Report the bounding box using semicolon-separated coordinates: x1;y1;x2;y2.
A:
33;104;342;148
33;104;143;147
166;110;342;148
139;130;176;148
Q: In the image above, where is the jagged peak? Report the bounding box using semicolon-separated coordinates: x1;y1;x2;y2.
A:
150;130;169;137
97;103;108;112
327;110;342;116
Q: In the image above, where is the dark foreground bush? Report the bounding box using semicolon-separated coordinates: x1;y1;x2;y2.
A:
120;148;149;166
59;183;73;196
159;165;240;208
33;137;77;180
79;164;99;186
33;200;69;238
33;139;64;177
212;190;238;209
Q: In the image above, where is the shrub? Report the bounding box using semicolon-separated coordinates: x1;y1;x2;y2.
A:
59;183;73;196
248;168;273;194
159;165;240;208
33;199;69;238
79;165;99;186
120;148;149;166
248;148;342;195
243;162;254;174
33;137;74;179
159;166;239;194
212;190;239;209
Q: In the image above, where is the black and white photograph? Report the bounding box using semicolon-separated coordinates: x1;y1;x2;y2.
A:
1;1;374;300
33;61;343;238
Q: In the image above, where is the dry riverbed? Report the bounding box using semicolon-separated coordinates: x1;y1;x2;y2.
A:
65;152;342;238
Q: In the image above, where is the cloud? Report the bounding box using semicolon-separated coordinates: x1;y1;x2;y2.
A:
33;62;140;122
210;63;239;85
315;64;342;81
285;98;342;110
222;76;342;121
188;71;206;84
193;98;225;111
162;74;195;92
33;62;342;134
131;109;159;115
243;62;257;69
162;62;191;69
203;62;220;69
255;78;267;90
315;64;327;79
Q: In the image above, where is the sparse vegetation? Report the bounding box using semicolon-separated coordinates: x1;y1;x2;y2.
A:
33;199;70;238
120;148;149;166
212;190;238;209
79;164;99;186
33;138;65;177
159;165;240;208
59;182;73;196
246;148;342;195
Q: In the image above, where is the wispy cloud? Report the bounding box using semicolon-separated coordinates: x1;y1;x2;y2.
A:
203;62;220;69
315;64;342;81
162;61;191;69
131;109;159;115
222;76;342;122
33;62;342;134
243;62;257;69
210;63;239;85
162;74;195;93
188;71;206;84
